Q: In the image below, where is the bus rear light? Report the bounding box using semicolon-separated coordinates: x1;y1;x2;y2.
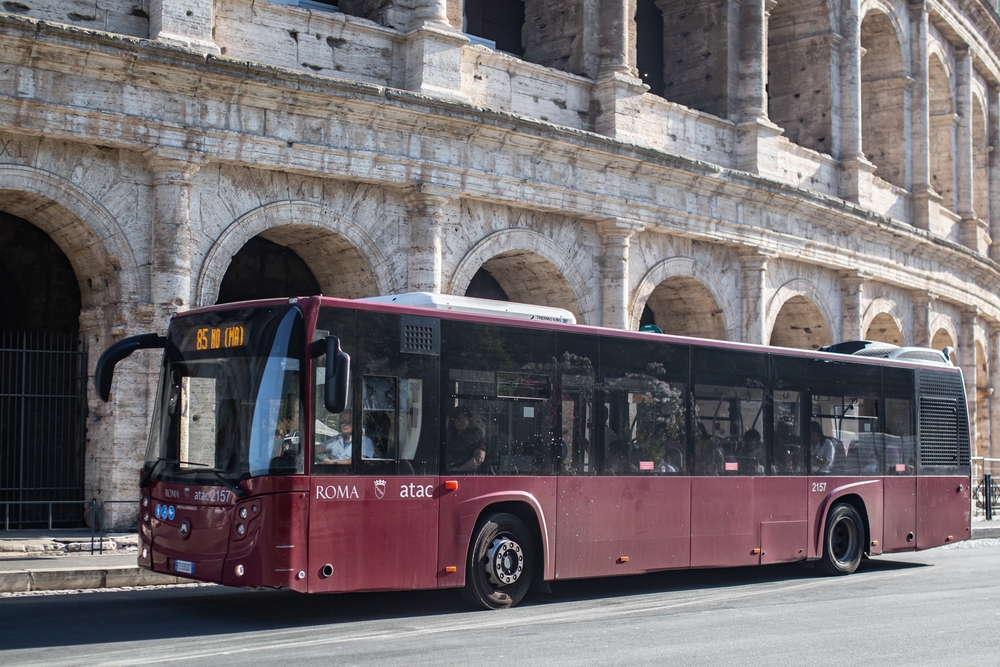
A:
444;480;459;491
235;564;244;577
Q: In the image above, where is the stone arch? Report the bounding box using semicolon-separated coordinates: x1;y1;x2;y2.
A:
766;279;834;349
0;164;141;307
629;257;738;339
447;229;596;325
930;324;957;363
860;6;907;187
861;298;906;345
768;0;834;154
196;201;393;307
928;52;955;210
972;91;989;219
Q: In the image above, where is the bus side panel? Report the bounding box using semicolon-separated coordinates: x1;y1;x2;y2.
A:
916;476;971;549
755;477;807;564
307;476;440;593
554;476;690;580
436;477;556;588
882;476;916;553
690;478;758;568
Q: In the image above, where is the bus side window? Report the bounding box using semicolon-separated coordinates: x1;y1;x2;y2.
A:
557;333;599;475
692;348;768;477
441;321;557;476
601;338;688;476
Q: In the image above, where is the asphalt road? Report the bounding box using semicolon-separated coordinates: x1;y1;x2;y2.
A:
2;541;998;667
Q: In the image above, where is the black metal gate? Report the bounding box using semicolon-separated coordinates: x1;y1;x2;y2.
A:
0;331;88;528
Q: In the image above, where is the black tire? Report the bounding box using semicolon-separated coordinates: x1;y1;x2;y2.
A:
817;503;865;576
461;512;535;610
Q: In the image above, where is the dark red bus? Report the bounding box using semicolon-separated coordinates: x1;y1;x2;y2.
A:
97;294;971;609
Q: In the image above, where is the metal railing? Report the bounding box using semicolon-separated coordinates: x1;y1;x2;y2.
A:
1;499;139;554
972;457;1000;521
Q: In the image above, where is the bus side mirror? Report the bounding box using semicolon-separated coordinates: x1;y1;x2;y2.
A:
95;333;166;402
325;335;350;414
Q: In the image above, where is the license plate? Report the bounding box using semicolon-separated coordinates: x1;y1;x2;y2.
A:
174;560;195;575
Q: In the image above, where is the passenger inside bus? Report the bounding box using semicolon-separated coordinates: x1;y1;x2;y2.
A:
446;405;487;472
810;421;836;473
742;428;765;475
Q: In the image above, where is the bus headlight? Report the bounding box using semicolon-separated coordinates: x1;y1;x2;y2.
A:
235;564;244;577
239;508;248;519
236;524;245;536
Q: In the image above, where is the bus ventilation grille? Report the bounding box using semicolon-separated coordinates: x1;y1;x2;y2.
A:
917;370;970;468
400;315;440;356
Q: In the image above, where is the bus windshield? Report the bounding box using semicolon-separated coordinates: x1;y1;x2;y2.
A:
143;305;306;486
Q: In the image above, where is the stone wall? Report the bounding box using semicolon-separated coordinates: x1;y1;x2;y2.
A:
2;0;1000;516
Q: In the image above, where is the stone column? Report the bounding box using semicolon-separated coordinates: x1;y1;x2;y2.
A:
406;185;455;294
145;148;208;331
911;290;936;347
598;219;643;330
909;2;934;229
149;0;218;53
740;248;775;345
961;307;979;455
594;0;648;141
956;47;978;252
990;325;1000;463
840;271;869;343
838;0;876;202
990;87;1000;263
405;0;468;100
735;0;782;173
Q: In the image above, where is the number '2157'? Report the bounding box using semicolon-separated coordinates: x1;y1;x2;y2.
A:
811;482;827;492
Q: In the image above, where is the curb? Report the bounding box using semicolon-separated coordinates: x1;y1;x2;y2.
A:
972;525;1000;540
0;566;187;593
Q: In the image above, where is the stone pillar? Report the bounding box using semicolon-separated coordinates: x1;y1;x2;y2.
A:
911;290;936;347
145;148;207;331
594;0;648;141
961;307;979;455
990;87;1000;263
149;0;218;53
838;0;876;202
990;326;1000;463
909;2;934;229
406;185;455;293
735;0;782;173
956;47;978;252
840;271;869;343
598;219;642;329
740;248;774;345
405;0;468;100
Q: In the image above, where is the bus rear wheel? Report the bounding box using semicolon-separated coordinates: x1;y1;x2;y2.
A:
462;512;535;610
818;503;864;576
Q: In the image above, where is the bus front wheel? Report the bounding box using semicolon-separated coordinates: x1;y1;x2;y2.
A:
818;502;864;576
462;512;535;610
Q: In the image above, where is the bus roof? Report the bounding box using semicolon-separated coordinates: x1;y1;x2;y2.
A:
357;292;576;324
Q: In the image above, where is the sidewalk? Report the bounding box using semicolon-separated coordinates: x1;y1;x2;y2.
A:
0;530;189;593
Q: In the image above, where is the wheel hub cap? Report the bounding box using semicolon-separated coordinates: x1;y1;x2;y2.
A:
486;536;523;586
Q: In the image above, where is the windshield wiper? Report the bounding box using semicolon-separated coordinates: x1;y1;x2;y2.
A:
170;466;247;497
140;457;172;489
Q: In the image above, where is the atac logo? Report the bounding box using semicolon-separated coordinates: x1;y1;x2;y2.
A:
373;479;386;500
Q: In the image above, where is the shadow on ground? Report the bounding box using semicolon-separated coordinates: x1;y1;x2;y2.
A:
0;557;928;651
